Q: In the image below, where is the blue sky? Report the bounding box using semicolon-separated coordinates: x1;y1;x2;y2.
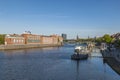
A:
0;0;120;39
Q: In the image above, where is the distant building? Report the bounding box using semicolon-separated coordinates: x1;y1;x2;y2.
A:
76;35;79;40
41;35;63;45
111;33;120;40
62;34;67;40
5;33;63;45
5;34;25;45
22;34;41;44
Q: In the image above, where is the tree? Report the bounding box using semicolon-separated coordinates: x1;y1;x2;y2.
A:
103;34;113;43
0;34;5;44
96;37;102;43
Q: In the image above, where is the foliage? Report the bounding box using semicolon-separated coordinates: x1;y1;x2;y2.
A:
102;34;113;43
115;39;120;47
77;38;94;42
63;40;68;42
95;37;102;42
0;34;5;44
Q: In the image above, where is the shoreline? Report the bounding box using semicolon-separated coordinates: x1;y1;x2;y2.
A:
103;58;120;75
101;48;120;63
0;44;62;50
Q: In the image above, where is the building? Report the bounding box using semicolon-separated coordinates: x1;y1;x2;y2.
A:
22;34;41;44
62;34;67;40
5;34;25;45
51;35;63;44
58;36;63;45
41;36;53;44
76;35;79;40
41;35;63;45
111;33;120;40
5;32;63;45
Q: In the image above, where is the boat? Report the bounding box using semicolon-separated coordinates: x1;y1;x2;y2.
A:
71;54;88;60
71;45;89;60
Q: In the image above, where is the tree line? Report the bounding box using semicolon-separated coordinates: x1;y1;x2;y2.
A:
64;34;120;47
95;34;120;47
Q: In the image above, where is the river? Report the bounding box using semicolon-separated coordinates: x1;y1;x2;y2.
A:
0;44;120;80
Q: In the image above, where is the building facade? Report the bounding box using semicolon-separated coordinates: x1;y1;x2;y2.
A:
22;34;41;44
41;36;53;44
5;33;63;45
5;34;25;45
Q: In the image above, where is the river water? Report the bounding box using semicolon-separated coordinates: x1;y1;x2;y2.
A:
0;44;120;80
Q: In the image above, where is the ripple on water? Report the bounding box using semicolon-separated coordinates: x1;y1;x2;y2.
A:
0;46;120;80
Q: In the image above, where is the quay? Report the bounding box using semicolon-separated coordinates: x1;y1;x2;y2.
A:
100;43;120;75
101;47;120;63
100;43;120;62
0;44;62;50
101;48;120;71
103;58;120;75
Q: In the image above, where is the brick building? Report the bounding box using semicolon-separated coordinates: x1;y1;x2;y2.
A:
41;36;53;44
22;34;41;44
5;34;25;45
5;32;63;45
41;35;63;45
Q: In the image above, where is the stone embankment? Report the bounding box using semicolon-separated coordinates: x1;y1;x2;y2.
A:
101;48;120;63
0;44;62;50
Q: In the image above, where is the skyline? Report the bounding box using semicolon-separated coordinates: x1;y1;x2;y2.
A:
0;0;120;39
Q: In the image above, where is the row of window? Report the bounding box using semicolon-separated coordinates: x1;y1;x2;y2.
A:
28;36;41;40
27;39;40;43
13;39;24;43
28;38;40;40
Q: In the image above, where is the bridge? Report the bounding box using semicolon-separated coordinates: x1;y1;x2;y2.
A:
65;39;95;44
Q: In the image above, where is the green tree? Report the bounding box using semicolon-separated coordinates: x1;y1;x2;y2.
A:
96;37;103;43
103;34;113;43
0;34;5;44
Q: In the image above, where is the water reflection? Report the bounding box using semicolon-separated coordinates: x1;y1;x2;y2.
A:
0;46;119;80
103;58;120;75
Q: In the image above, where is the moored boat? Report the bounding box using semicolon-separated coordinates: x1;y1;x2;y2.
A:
71;45;89;60
71;54;88;60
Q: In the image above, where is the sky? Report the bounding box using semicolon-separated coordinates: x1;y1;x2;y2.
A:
0;0;120;39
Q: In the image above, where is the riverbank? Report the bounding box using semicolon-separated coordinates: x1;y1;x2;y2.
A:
101;48;120;63
0;44;62;50
103;58;120;75
0;45;119;80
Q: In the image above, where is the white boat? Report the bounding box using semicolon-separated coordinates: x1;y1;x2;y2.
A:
75;46;82;50
71;45;89;60
74;45;88;53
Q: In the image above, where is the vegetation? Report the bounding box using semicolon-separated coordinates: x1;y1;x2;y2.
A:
114;39;120;47
95;34;113;43
102;34;113;43
63;40;68;42
64;34;120;47
0;34;5;45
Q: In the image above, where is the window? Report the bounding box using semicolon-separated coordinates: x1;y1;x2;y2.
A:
13;39;15;43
